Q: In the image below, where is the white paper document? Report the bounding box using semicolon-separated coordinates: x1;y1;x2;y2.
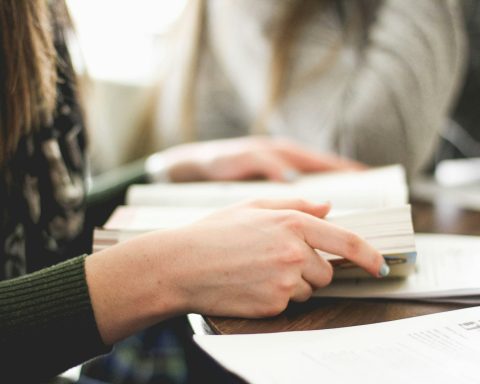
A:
314;234;480;301
194;306;480;384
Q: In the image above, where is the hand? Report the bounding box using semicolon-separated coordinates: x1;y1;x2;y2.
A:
86;199;386;344
147;136;365;182
157;198;386;318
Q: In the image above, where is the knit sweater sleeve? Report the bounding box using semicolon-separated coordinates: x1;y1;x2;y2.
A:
336;0;466;177
0;255;111;382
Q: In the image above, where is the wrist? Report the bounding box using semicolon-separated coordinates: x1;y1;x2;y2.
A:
85;231;188;344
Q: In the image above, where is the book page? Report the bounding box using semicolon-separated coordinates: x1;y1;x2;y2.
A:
194;306;480;384
314;234;480;299
104;206;217;231
126;165;407;209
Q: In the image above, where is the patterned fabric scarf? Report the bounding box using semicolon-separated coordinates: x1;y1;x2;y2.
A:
0;37;89;279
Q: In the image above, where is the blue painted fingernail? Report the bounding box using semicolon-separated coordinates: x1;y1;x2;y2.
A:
283;169;299;182
379;263;390;277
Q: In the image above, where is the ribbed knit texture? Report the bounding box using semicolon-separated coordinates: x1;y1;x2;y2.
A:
0;255;111;382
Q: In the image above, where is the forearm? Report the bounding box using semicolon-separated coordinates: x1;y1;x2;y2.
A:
336;0;466;176
0;256;110;382
0;231;187;381
85;231;187;345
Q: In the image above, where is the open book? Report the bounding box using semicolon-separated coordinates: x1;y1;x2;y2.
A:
126;165;408;210
97;165;414;278
94;204;416;279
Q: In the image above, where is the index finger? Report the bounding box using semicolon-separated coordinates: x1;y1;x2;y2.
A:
298;213;388;278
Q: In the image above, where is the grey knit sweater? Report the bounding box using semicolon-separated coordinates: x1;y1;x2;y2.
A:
155;0;466;177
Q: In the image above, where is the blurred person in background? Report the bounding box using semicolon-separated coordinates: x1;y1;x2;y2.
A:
146;0;466;179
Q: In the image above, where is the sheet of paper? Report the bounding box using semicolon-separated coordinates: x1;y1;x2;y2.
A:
194;306;480;384
126;165;407;209
314;234;480;299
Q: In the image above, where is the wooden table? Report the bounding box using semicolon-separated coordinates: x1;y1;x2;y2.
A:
194;200;480;335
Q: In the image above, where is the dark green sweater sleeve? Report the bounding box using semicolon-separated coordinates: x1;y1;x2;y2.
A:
0;255;111;382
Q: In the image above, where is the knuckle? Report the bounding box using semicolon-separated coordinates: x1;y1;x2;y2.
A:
344;232;363;258
252;304;276;318
266;306;282;317
280;242;306;265
279;211;303;231
277;276;297;293
320;264;334;287
258;297;289;317
272;297;290;315
296;286;313;303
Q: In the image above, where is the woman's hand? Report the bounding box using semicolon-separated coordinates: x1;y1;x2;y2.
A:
146;136;365;182
166;199;386;318
85;198;386;345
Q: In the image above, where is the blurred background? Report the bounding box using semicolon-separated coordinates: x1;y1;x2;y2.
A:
67;0;480;205
67;0;480;178
67;0;188;173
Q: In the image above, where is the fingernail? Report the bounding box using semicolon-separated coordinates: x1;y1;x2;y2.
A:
283;169;299;182
379;262;390;278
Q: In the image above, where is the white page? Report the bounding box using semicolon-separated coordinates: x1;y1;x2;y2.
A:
104;206;217;231
314;234;480;299
104;204;412;236
194;306;480;384
126;165;407;209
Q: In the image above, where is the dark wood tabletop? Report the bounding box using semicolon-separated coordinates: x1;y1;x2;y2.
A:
201;199;480;335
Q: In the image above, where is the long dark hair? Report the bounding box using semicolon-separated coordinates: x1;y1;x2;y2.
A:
0;0;65;167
